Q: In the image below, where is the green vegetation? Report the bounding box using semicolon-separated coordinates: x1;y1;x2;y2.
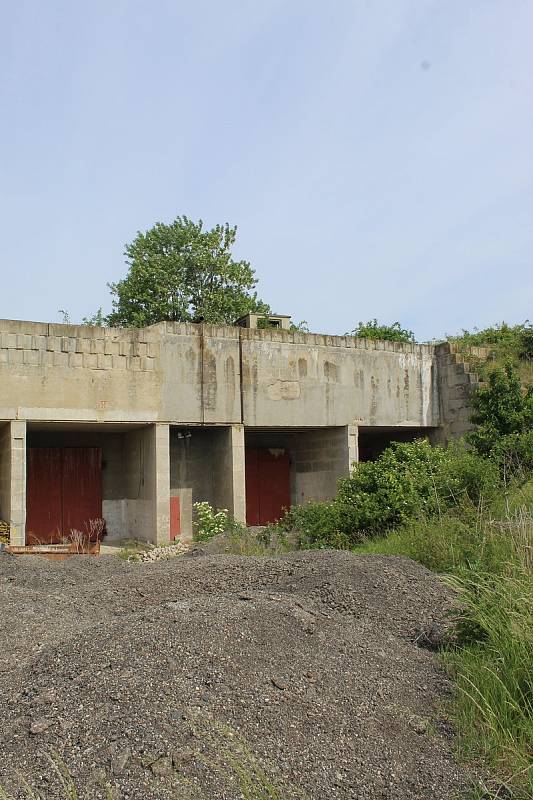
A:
346;319;416;342
267;363;533;798
105;216;270;327
273;439;499;549
449;321;533;386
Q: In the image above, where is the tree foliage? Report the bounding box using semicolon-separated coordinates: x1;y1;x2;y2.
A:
347;319;415;343
106;216;269;327
467;363;533;458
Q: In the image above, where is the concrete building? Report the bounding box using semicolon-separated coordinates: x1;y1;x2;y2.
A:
0;317;480;547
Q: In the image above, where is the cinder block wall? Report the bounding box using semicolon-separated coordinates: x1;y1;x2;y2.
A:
245;425;357;507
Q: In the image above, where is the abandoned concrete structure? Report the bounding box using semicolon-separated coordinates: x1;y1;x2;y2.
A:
0;318;480;546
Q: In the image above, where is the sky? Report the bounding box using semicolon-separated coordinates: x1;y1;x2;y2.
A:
1;0;532;341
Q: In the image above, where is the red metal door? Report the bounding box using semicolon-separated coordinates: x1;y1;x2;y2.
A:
170;496;181;540
26;448;63;544
62;448;102;536
245;448;291;526
26;447;102;544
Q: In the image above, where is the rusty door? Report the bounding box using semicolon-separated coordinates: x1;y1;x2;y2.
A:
26;448;63;544
62;448;102;535
26;447;102;544
245;448;291;526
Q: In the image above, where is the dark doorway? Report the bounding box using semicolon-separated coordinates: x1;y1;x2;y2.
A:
245;448;291;526
26;447;102;544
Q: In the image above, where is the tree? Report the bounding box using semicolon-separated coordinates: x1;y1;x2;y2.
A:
346;319;415;343
106;216;270;327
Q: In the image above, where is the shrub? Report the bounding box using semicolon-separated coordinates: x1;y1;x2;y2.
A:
276;439;499;548
193;502;243;542
468;363;533;458
277;501;351;549
346;319;415;343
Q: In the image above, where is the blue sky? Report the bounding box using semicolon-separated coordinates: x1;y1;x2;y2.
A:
1;0;532;341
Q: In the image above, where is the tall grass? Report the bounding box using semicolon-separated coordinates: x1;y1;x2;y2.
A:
359;507;533;798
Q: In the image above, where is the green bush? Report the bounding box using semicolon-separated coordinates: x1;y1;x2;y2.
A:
346;319;415;343
468;363;533;458
275;439;499;548
449;320;533;358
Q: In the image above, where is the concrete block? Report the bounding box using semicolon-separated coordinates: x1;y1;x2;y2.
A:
46;336;60;352
8;350;24;365
69;352;83;368
61;337;76;353
112;355;128;370
141;357;155;371
53;351;69;367
83;353;98;369
97;354;112;370
23;350;40;366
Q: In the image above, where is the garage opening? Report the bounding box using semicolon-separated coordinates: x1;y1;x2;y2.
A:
357;426;438;462
26;446;102;544
169;425;239;540
25;423;155;544
244;427;353;525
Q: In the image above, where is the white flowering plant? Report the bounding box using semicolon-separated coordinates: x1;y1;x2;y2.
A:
193;502;237;542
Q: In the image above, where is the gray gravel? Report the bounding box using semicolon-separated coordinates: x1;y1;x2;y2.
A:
0;550;470;799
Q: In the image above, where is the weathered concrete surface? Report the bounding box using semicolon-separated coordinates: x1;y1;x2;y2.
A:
0;319;478;545
0;319;440;428
432;343;482;443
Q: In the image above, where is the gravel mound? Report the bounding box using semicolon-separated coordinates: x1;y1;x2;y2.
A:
0;550;468;799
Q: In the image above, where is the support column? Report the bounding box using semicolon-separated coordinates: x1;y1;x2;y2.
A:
124;423;170;545
346;423;358;471
0;420;27;546
212;424;246;525
229;424;246;525
152;423;170;545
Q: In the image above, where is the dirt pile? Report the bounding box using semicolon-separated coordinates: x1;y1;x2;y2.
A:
0;550;468;799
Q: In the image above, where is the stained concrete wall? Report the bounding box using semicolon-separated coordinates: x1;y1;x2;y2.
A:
240;331;439;429
0;319;440;430
170;425;245;540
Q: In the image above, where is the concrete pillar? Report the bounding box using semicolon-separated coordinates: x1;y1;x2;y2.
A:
124;423;170;545
346;423;358;471
212;424;246;525
0;420;27;546
152;423;170;545
228;424;246;525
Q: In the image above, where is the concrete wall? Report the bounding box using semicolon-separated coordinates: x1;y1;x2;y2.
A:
0;319;440;430
433;344;481;444
240;331;439;429
170;425;245;540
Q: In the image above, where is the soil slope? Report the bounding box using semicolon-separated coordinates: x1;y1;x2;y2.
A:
0;550;468;799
